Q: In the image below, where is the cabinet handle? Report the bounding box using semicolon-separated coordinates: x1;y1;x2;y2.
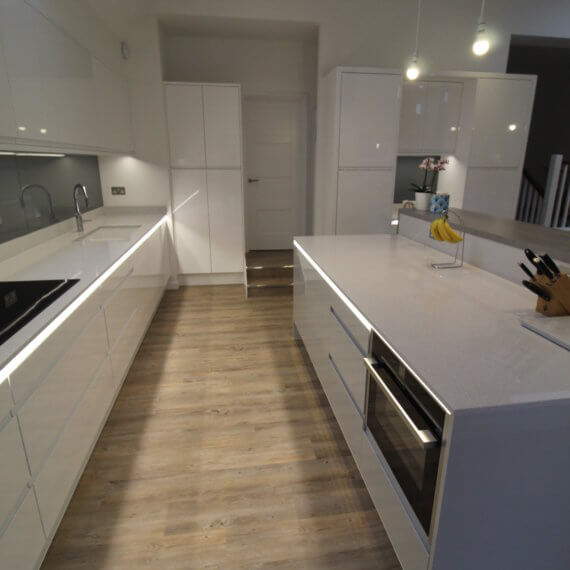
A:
248;178;260;183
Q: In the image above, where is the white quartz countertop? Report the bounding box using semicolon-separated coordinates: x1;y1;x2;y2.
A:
0;210;166;371
295;234;570;412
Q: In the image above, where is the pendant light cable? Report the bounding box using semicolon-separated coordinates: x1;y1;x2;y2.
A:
478;0;486;26
413;0;422;58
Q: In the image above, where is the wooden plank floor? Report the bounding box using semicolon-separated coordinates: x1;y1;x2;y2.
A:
42;285;401;570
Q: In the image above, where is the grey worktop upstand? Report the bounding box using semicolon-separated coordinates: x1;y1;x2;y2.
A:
399;208;570;263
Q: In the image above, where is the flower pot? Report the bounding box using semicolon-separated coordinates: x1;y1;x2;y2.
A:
415;192;431;211
430;193;450;214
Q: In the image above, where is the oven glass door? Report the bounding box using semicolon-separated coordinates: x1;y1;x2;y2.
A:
365;359;441;535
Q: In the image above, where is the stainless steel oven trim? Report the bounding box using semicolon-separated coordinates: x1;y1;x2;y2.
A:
364;357;438;448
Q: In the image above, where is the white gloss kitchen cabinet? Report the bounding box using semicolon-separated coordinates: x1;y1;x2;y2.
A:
319;68;402;235
165;83;245;281
398;81;462;155
0;220;168;570
0;0;132;153
462;76;535;219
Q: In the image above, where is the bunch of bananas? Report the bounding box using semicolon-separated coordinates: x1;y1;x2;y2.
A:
430;216;463;243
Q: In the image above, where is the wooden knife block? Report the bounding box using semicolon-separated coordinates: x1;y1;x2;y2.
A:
534;273;570;317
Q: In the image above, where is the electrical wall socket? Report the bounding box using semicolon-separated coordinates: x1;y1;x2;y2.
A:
111;186;126;195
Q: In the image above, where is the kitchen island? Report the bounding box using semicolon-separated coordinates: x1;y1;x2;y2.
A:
293;234;570;570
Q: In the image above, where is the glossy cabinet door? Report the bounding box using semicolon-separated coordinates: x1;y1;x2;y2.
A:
18;311;108;475
424;82;462;153
0;35;15;141
94;59;133;152
35;358;115;537
398;82;427;153
207;169;244;273
203;85;242;168
0;0;98;146
399;81;462;154
172;169;212;274
165;84;206;168
462;167;522;219
336;169;395;234
0;489;45;570
339;72;401;168
469;78;534;167
0;417;30;527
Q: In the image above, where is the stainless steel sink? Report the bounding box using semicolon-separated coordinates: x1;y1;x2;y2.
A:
75;225;141;242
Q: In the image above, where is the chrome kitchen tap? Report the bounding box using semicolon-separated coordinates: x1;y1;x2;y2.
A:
73;183;88;232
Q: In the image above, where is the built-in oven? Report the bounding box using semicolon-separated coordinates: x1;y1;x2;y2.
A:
364;330;446;538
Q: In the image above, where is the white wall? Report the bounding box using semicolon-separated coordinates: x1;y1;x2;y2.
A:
162;35;317;99
89;0;570;231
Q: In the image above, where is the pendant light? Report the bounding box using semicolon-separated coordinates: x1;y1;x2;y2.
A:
472;0;490;56
406;0;422;80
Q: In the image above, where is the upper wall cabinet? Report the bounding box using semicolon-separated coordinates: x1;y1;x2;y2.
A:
165;84;206;168
0;0;133;153
0;33;16;141
399;81;462;155
0;0;98;147
469;78;535;168
203;85;242;168
93;60;132;153
339;72;402;168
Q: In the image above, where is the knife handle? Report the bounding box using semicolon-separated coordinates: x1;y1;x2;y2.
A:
533;257;554;281
541;253;561;277
522;280;551;302
518;262;534;280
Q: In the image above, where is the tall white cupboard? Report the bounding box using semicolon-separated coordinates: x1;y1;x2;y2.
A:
318;68;402;235
165;83;245;279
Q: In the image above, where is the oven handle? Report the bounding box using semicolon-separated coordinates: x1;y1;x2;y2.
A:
364;357;438;449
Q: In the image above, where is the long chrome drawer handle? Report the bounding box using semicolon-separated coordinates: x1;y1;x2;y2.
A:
364;357;438;449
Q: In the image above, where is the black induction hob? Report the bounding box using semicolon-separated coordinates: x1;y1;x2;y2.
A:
0;279;79;346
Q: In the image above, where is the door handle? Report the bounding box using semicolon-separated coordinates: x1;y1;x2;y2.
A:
248;178;260;183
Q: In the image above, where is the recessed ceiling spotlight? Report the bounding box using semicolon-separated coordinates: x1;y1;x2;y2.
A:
17;126;26;132
406;0;423;81
40;128;47;134
472;0;490;56
508;124;517;131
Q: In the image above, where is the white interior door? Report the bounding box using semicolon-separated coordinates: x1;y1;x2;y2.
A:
244;97;307;250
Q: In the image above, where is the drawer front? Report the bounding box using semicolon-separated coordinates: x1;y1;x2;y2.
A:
328;309;367;413
18;312;108;475
0;489;45;570
0;379;12;422
10;288;102;405
35;358;114;537
329;295;369;355
326;352;365;458
109;307;141;388
0;417;30;526
103;270;137;350
356;431;429;570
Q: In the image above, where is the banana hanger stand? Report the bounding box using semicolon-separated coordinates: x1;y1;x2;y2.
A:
430;209;465;270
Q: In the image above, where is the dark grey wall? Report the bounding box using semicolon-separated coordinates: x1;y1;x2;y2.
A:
507;44;570;189
394;156;440;203
0;155;103;244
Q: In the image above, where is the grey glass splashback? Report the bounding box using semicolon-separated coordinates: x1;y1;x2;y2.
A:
394;156;441;203
0;155;103;244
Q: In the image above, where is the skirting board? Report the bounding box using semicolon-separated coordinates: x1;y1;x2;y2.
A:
178;273;244;286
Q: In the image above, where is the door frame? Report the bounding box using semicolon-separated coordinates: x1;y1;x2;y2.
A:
242;93;309;251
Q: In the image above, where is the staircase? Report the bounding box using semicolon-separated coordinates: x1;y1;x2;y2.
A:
245;250;293;297
517;154;570;228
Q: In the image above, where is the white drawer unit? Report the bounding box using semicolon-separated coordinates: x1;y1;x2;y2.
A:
0;489;45;570
18;311;109;475
35;358;115;537
0;417;30;527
